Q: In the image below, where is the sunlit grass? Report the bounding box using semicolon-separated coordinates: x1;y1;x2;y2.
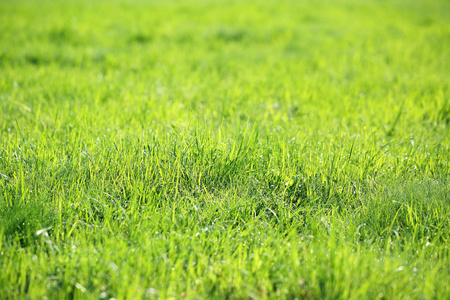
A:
0;0;449;298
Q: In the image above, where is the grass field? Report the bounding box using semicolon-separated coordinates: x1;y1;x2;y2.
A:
1;0;449;298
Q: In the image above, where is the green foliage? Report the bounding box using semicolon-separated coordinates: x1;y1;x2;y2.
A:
0;0;449;298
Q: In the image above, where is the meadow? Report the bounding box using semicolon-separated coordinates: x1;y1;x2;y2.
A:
0;0;449;298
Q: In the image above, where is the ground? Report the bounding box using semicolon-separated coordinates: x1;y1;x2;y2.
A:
0;0;449;299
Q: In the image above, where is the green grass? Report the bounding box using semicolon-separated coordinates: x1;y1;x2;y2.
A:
1;0;449;298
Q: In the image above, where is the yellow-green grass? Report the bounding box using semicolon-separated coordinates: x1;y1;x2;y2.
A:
0;0;449;298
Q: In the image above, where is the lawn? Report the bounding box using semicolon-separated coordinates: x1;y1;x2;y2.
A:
0;0;449;298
